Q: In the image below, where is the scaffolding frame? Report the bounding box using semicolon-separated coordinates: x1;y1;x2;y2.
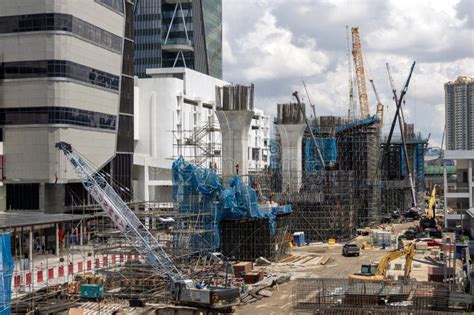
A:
220;213;291;261
293;278;463;313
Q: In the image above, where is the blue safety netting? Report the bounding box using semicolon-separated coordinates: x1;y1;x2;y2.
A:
0;233;13;315
172;157;292;249
304;137;337;174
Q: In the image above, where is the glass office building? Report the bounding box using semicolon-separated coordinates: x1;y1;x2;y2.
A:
134;0;222;79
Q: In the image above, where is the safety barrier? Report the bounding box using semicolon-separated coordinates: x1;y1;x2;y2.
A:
12;254;139;290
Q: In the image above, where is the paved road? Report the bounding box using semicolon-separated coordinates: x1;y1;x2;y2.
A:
235;226;416;315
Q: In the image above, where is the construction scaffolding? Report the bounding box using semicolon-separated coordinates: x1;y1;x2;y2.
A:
220;212;291;261
381;130;429;212
272;115;381;241
277;170;357;242
294;278;466;313
172;109;221;170
336;116;381;226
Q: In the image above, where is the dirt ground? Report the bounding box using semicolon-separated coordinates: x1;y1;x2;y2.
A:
235;223;418;315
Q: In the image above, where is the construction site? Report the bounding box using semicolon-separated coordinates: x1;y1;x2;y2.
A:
0;26;473;315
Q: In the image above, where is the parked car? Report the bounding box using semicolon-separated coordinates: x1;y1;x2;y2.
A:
342;243;360;257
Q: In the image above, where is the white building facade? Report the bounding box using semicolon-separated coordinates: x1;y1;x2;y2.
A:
133;68;270;202
248;109;270;173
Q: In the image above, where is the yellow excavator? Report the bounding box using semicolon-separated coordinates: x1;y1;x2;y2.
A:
349;243;415;282
420;185;438;230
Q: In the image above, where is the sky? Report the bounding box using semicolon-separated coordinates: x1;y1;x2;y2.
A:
222;0;474;147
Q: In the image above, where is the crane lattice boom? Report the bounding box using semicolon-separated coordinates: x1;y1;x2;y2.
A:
351;27;370;118
55;142;183;283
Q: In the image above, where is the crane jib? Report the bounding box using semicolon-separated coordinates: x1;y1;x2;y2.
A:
90;186;128;232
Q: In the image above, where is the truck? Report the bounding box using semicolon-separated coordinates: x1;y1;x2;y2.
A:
342;243;360;257
55;142;239;312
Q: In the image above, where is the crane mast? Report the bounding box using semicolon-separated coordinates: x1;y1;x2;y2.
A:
351;27;370;118
346;26;356;119
302;80;316;118
55;142;183;283
369;79;384;124
386;62;417;207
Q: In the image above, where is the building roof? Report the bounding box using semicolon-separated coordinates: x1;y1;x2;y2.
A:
0;212;94;229
425;165;457;176
444;150;474;160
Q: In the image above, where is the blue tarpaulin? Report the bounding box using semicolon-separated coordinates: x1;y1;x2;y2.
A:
172;157;292;248
304;137;337;174
0;233;13;315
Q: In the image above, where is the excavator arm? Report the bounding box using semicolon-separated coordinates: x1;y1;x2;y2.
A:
349;243;415;281
426;185;437;219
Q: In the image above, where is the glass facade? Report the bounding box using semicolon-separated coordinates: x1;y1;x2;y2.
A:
202;0;222;79
0;60;120;91
134;0;162;78
133;0;222;79
0;107;116;130
0;13;122;53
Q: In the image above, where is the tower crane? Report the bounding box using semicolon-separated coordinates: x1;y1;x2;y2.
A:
346;26;356;119
351;27;370;118
55;142;239;311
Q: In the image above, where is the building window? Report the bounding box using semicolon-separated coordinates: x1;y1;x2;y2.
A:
0;14;122;53
95;0;125;14
0;60;120;92
0;107;116;130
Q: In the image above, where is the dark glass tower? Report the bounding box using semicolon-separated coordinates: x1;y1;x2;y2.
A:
134;0;222;79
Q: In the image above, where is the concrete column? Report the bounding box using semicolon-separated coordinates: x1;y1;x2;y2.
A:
216;110;254;183
276;124;306;193
43;184;65;214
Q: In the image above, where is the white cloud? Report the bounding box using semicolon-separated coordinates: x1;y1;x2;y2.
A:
222;0;474;148
228;11;329;81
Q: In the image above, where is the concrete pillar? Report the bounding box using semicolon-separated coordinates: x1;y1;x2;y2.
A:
216;110;254;183
276;124;306;193
43;184;65;214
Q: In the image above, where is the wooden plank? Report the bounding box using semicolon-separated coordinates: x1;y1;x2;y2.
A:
319;256;330;265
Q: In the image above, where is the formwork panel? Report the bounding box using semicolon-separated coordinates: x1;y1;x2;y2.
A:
220;214;290;261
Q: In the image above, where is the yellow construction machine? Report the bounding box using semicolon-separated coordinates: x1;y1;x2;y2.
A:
420;185;438;230
349;243;414;282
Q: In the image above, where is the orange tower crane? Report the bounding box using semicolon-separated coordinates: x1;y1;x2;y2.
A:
351;27;370;118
